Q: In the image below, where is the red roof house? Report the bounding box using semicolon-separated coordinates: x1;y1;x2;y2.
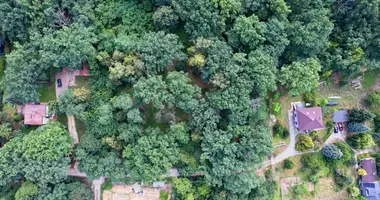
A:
19;103;49;125
294;107;324;131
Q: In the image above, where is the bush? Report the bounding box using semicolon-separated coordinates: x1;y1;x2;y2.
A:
335;142;355;165
318;98;329;106
293;184;309;199
357;153;371;160
339;80;348;88
348;122;370;133
301;153;326;172
374;113;380;133
282;129;289;138
272;102;282;115
367;91;380;108
304;89;319;107
348;186;360;198
322;144;343;160
296;134;314;152
310;131;318;139
326;120;334;129
13;113;23;122
373;133;380;146
102;179;113;191
15;182;38;200
273;92;281;101
334;169;353;189
371;153;380;175
284;159;295;169
349;108;375;123
347;132;375;149
273;123;288;138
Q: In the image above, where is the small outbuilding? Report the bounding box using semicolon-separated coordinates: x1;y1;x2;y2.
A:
333;110;349;123
18;103;50;125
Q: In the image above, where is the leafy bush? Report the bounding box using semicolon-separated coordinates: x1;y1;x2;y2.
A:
367;91;380;108
335;142;355;165
301;153;326;173
296;134;314;152
272;102;282;115
348;122;370;133
374;113;380;133
102;179;113;191
357;153;371;160
347;132;375;149
318;98;328;106
371;153;380;175
292;184;309;199
273;92;281;101
273;123;288;138
334;169;353;189
373;133;380;146
284;159;295;169
322;144;343;160
304;89;319;107
310;131;318;139
349;108;374;123
348;186;360;198
282;129;289;138
326;120;334;129
15;182;38;200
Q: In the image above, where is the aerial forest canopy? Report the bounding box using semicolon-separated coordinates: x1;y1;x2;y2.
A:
1;0;380;199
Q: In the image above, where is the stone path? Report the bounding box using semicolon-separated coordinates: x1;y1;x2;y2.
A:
263;110;307;168
93;177;105;200
67;115;79;144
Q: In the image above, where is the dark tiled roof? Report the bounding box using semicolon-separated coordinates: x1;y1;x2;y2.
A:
296;107;324;131
361;158;378;182
333;109;349;122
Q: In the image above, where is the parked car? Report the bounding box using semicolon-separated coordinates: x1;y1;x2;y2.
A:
57;79;62;87
338;122;344;131
334;126;338;133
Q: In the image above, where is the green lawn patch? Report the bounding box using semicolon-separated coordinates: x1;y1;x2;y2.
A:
39;70;56;102
23;125;38;133
278;92;302;128
101;179;113;192
70;76;90;90
57;114;68;127
363;69;380;89
39;84;56;102
160;190;169;200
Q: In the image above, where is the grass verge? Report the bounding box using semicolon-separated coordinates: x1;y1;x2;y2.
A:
362;69;380;89
160;190;169;200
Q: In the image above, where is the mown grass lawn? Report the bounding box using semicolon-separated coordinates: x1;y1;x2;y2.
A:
159;190;169;200
57;114;68;127
362;69;380;89
39;84;56;102
39;70;56;102
72;76;90;89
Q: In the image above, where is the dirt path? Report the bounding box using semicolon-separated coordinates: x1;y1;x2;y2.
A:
67;115;79;144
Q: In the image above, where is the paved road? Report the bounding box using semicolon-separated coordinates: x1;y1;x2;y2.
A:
93;177;105;200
